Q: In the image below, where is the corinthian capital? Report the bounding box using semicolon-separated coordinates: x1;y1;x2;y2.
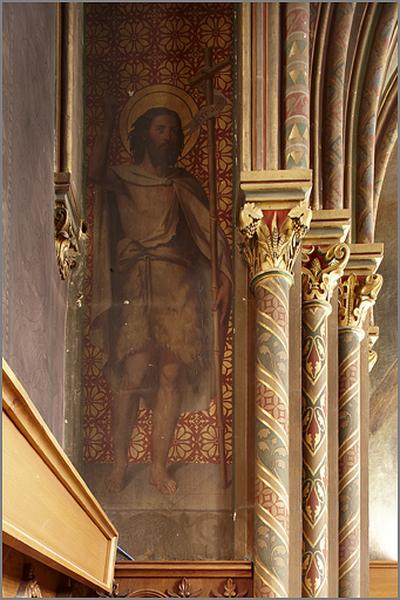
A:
239;200;312;282
338;273;383;329
302;243;350;303
54;172;87;281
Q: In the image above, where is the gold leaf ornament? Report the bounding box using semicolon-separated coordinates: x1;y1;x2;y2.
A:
239;200;312;281
338;273;383;328
302;243;350;303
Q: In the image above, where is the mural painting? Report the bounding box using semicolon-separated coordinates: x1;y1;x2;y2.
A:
83;4;236;558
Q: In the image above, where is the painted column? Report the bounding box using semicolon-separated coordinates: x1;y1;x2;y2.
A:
284;3;310;169
337;272;383;596
240;3;282;171
301;244;349;597
239;201;312;598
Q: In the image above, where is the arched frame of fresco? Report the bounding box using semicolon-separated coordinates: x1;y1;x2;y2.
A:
55;5;252;559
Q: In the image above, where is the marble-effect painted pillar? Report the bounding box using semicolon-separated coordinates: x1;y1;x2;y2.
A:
337;273;383;596
254;271;291;597
239;201;312;597
301;244;349;597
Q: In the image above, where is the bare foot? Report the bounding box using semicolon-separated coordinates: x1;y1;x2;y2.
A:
150;466;177;495
106;464;127;493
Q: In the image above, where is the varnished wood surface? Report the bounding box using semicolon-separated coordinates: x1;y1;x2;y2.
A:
369;560;398;598
115;560;252;578
115;561;253;598
2;544;95;598
2;359;118;593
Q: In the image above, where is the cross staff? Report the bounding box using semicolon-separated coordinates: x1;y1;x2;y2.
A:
190;48;230;488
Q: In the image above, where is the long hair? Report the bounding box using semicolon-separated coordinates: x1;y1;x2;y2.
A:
128;107;185;164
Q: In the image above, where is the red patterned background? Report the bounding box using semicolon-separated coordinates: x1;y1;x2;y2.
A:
83;3;234;464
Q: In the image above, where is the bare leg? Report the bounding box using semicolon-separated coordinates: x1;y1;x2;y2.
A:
150;351;182;495
107;351;150;493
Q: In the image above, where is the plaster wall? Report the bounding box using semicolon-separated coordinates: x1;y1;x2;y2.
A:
2;3;68;443
369;142;398;560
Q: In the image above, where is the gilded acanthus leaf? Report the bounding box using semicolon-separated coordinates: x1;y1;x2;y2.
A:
54;203;79;280
338;273;383;328
239;200;312;282
302;243;350;303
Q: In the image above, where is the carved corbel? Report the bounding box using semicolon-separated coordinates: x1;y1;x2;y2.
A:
338;273;383;329
238;200;312;282
16;563;42;598
54;171;86;280
302;243;350;303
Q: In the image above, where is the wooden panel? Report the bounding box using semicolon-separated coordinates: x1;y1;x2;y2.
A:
2;360;118;593
114;561;253;598
2;544;86;598
369;561;398;598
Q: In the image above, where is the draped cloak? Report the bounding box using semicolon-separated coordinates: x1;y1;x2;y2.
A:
89;164;232;409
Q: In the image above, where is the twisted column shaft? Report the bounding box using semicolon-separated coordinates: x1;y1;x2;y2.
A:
300;242;350;597
239;201;312;598
338;328;363;596
337;272;382;596
302;299;331;596
254;272;291;598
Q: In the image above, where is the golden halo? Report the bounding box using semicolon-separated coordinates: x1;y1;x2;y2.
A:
119;84;200;158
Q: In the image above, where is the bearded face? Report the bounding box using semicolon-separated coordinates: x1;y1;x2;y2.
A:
146;136;180;167
146;114;181;167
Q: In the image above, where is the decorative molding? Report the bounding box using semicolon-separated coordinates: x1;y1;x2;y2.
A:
54;202;78;280
167;578;201;598
369;561;398;598
210;577;249;598
239;201;312;282
54;171;86;280
2;359;118;594
303;209;351;245
113;562;252;599
302;243;350;303
114;562;252;579
240;169;313;208
338;273;383;329
127;591;168;599
345;243;384;275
